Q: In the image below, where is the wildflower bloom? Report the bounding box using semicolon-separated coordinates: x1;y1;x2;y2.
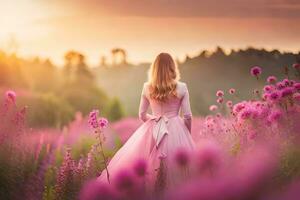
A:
281;87;294;97
115;170;135;191
226;101;233;108
5;90;16;104
283;79;291;86
269;92;280;101
263;85;273;93
292;63;300;70
175;149;190;167
88;110;100;128
293;93;300;103
276;82;286;90
229;88;236;94
267;76;277;84
197;142;221;173
133;159;147;177
253;89;260;94
294;83;300;90
250;66;262;77
267;110;282;123
209;105;218;111
216;90;224;97
98;117;108;129
217;97;224;104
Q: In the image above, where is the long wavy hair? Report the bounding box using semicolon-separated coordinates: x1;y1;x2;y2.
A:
148;53;180;101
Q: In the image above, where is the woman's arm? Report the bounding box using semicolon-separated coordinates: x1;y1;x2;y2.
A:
181;83;192;133
138;83;152;122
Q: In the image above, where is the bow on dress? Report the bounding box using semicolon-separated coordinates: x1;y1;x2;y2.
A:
150;115;169;148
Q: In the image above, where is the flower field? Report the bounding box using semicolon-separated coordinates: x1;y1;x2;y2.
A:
1;65;300;200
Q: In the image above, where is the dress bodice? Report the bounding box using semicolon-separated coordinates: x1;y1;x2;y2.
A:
138;81;192;131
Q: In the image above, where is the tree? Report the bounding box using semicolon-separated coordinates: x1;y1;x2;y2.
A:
107;98;125;121
111;48;127;66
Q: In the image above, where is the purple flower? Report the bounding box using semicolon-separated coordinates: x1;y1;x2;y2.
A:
197;142;221;173
88;110;100;129
216;90;224;97
98;117;108;129
233;102;245;113
267;110;282;123
5;90;16;104
267;76;277;84
115;170;135;191
293;93;300;102
276;82;286;90
133;159;147;177
175;149;190;167
250;66;262;77
247;131;257;140
294;83;300;90
263;85;273;93
229;88;236;94
79;180;116;200
269;92;280;101
283;78;291;86
281;87;294;97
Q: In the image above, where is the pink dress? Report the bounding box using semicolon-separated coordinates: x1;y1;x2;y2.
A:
98;81;195;190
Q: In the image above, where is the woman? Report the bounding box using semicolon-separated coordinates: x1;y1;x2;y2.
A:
98;53;195;191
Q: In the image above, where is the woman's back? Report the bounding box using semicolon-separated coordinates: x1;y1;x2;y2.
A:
139;81;192;131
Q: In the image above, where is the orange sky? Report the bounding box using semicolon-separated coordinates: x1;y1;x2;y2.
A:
1;0;300;65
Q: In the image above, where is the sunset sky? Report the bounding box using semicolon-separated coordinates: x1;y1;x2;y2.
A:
1;0;300;65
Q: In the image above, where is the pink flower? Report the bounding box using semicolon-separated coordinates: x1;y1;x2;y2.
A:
293;93;300;103
175;149;190;167
229;88;236;94
248;131;257;140
250;66;262;77
267;76;277;84
263;85;273;93
217;97;224;104
115;170;135;191
98;117;108;129
294;83;300;90
283;78;291;86
281;87;294;97
276;82;286;90
197;142;221;173
133;159;147;177
209;105;218;111
5;90;16;104
79;180;116;200
226;101;233;108
267;110;282;123
233;102;245;113
88;110;100;129
216;90;224;97
269;91;280;101
253;89;260;94
293;63;300;69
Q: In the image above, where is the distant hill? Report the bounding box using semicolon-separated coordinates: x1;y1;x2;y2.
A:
94;47;300;116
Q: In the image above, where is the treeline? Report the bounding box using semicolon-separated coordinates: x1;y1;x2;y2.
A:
0;50;124;128
95;47;300;116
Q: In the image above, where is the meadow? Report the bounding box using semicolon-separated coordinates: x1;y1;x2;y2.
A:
1;60;300;200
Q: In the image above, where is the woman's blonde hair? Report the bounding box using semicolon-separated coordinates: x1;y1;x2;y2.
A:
148;53;180;101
